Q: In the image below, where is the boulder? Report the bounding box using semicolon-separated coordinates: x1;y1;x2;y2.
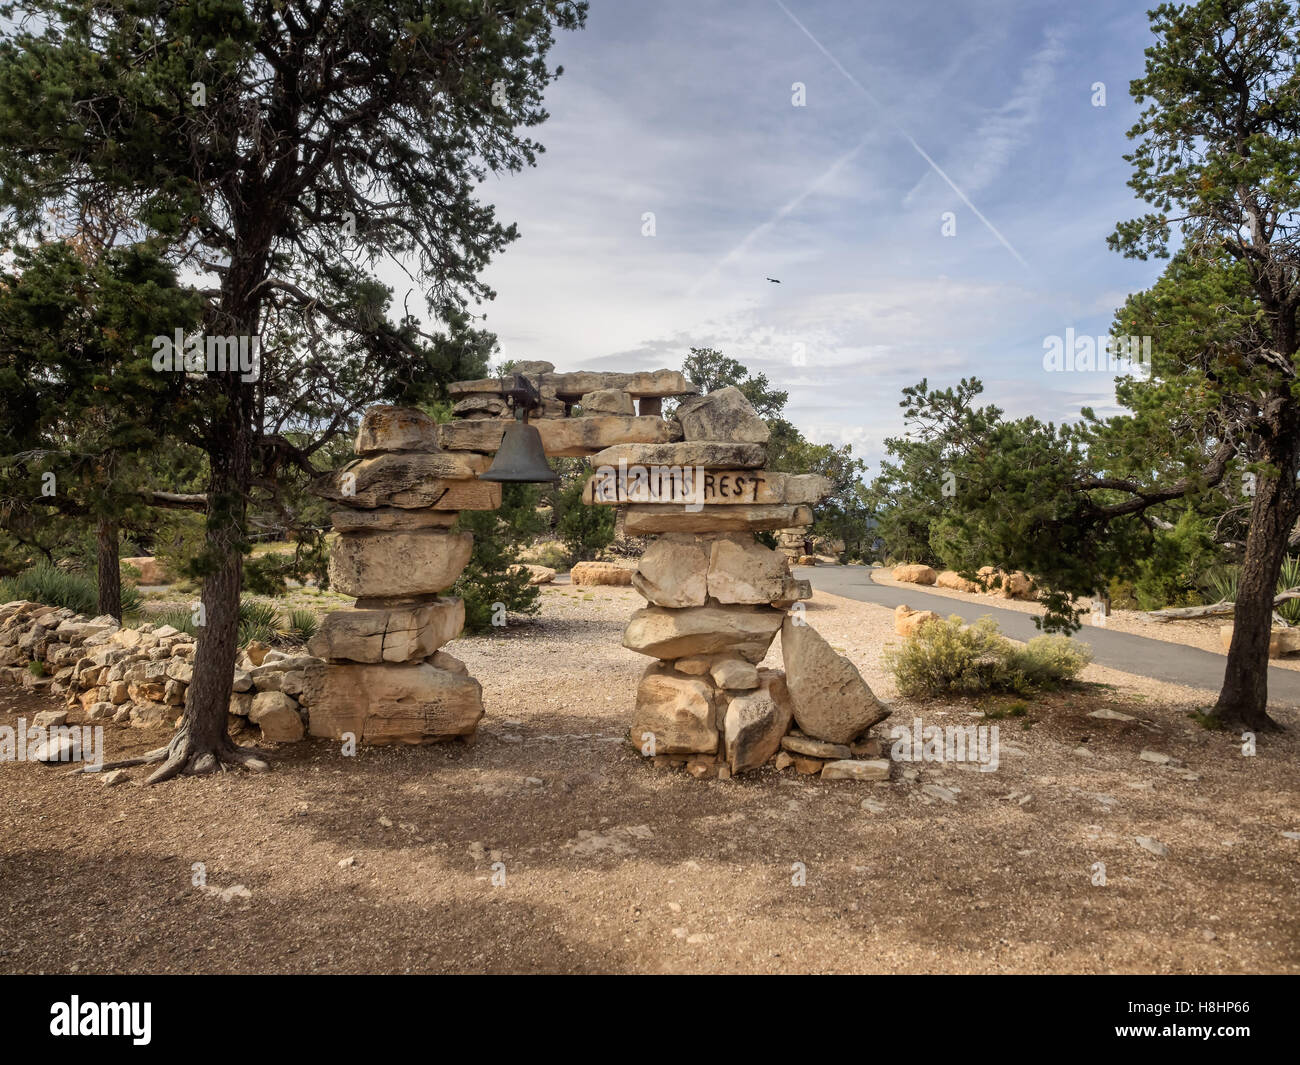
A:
710;656;759;691
120;556;166;584
722;670;793;773
892;564;937;585
707;537;793;604
1218;624;1300;658
571;561;635;587
629;663;718;755
578;389;635;416
308;599;465;663
249;691;305;742
895;604;941;637
304;662;483;744
632;535;709;607
354;406;439;455
624;604;784;663
935;569;982;593
672;386;769;444
452;394;509;419
328;530;473;598
624;504;814;535
977;566;1034;599
510;564;556;585
781;616;889;744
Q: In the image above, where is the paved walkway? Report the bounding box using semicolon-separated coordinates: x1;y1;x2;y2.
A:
799;565;1300;707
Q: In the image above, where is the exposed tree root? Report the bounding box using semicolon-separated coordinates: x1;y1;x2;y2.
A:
68;735;269;780
145;732;270;784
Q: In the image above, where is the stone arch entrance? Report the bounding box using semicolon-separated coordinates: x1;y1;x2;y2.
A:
307;365;889;779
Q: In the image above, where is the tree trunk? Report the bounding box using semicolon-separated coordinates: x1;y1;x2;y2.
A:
143;251;272;781
1212;433;1300;732
95;517;122;621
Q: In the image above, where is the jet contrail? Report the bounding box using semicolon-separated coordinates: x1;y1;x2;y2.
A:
772;0;1030;270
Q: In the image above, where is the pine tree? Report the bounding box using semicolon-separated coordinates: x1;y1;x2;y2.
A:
0;1;587;779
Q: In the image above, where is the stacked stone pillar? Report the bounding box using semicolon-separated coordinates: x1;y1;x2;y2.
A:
583;386;893;780
304;407;499;745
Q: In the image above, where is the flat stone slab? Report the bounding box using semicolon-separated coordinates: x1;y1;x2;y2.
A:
590;442;766;470
449;369;697;400
329;507;459;532
624;504;814;534
307;599;465;664
315;452;492;509
439;415;680;456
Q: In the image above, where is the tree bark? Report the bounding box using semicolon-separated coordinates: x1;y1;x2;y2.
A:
95;517;121;621
1212;428;1300;731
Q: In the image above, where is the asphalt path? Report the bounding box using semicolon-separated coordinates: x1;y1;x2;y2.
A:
798;565;1300;707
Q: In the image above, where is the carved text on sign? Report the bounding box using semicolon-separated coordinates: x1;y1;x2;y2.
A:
587;463;767;507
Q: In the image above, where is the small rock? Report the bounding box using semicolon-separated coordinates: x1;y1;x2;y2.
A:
338;856;357;868
860;798;886;813
32;710;68;728
101;769;128;787
921;784;958;804
822;758;890;782
1072;746;1094;759
1089;708;1135;721
1139;750;1173;765
781;734;852;760
791;755;823;775
774;751;794;771
1135;835;1168;857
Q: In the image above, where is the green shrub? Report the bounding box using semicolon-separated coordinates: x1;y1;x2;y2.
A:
150;511;207;583
1133;512;1217;610
238;599;283;646
885;615;1090;697
454;483;542;634
243;552;294;597
1011;634;1092;690
287;608;318;643
0;562;140;616
28;660;46;677
885;616;1021;696
555;473;615;562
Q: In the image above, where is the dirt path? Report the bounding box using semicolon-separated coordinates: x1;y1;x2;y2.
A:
1;586;1297;974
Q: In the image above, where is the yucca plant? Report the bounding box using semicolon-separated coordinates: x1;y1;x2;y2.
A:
1277;556;1300;625
286;608;318;643
1197;564;1240;605
237;599;284;646
0;562;141;617
150;608;200;638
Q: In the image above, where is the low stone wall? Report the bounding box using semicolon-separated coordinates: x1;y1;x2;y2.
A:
0;600;320;742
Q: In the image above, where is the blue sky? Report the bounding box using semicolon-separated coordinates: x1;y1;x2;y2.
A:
456;0;1169;471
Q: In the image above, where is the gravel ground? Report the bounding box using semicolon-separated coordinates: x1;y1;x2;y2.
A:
871;568;1300;673
0;584;1296;974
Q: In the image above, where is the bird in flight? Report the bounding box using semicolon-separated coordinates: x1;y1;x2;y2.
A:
765;277;781;284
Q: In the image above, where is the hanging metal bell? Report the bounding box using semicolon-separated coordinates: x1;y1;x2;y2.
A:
479;415;558;483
